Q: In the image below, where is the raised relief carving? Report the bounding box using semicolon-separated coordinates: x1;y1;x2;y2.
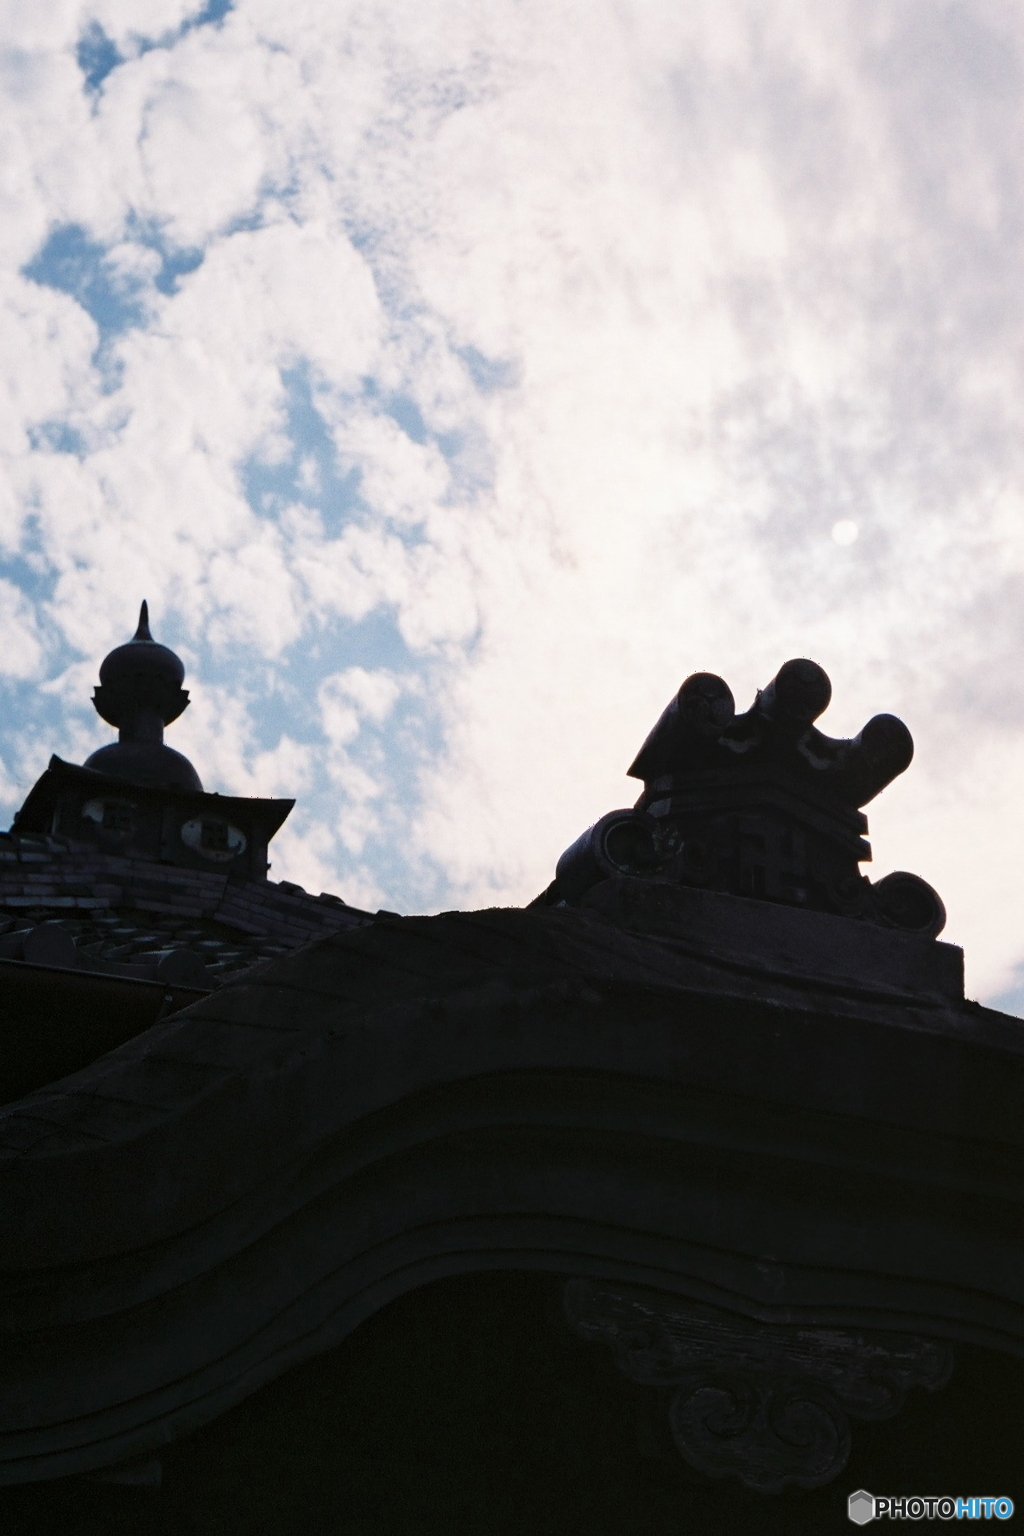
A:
563;1280;954;1494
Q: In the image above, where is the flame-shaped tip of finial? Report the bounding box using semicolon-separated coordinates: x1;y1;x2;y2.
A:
134;600;153;642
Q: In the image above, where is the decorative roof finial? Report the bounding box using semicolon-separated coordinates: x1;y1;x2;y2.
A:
84;603;202;792
135;599;153;642
544;657;945;936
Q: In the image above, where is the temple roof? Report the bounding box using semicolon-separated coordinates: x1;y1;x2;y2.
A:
0;643;1019;1505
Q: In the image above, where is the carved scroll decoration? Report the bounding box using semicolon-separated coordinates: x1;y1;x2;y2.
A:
563;1279;955;1494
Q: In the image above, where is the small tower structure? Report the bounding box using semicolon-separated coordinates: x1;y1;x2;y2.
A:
0;604;368;1102
14;602;291;881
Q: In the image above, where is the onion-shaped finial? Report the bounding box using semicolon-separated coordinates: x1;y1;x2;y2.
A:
85;602;201;792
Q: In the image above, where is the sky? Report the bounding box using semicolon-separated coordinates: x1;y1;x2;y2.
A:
3;0;1024;1009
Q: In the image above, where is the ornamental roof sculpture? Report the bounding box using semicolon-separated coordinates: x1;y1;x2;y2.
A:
85;599;201;792
543;657;945;938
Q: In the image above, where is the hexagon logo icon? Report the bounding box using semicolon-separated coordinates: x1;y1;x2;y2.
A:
848;1490;875;1524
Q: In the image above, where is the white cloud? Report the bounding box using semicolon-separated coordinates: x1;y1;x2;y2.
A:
0;579;45;679
320;666;403;730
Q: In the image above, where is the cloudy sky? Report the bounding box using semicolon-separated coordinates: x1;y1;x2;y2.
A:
3;0;1024;1008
